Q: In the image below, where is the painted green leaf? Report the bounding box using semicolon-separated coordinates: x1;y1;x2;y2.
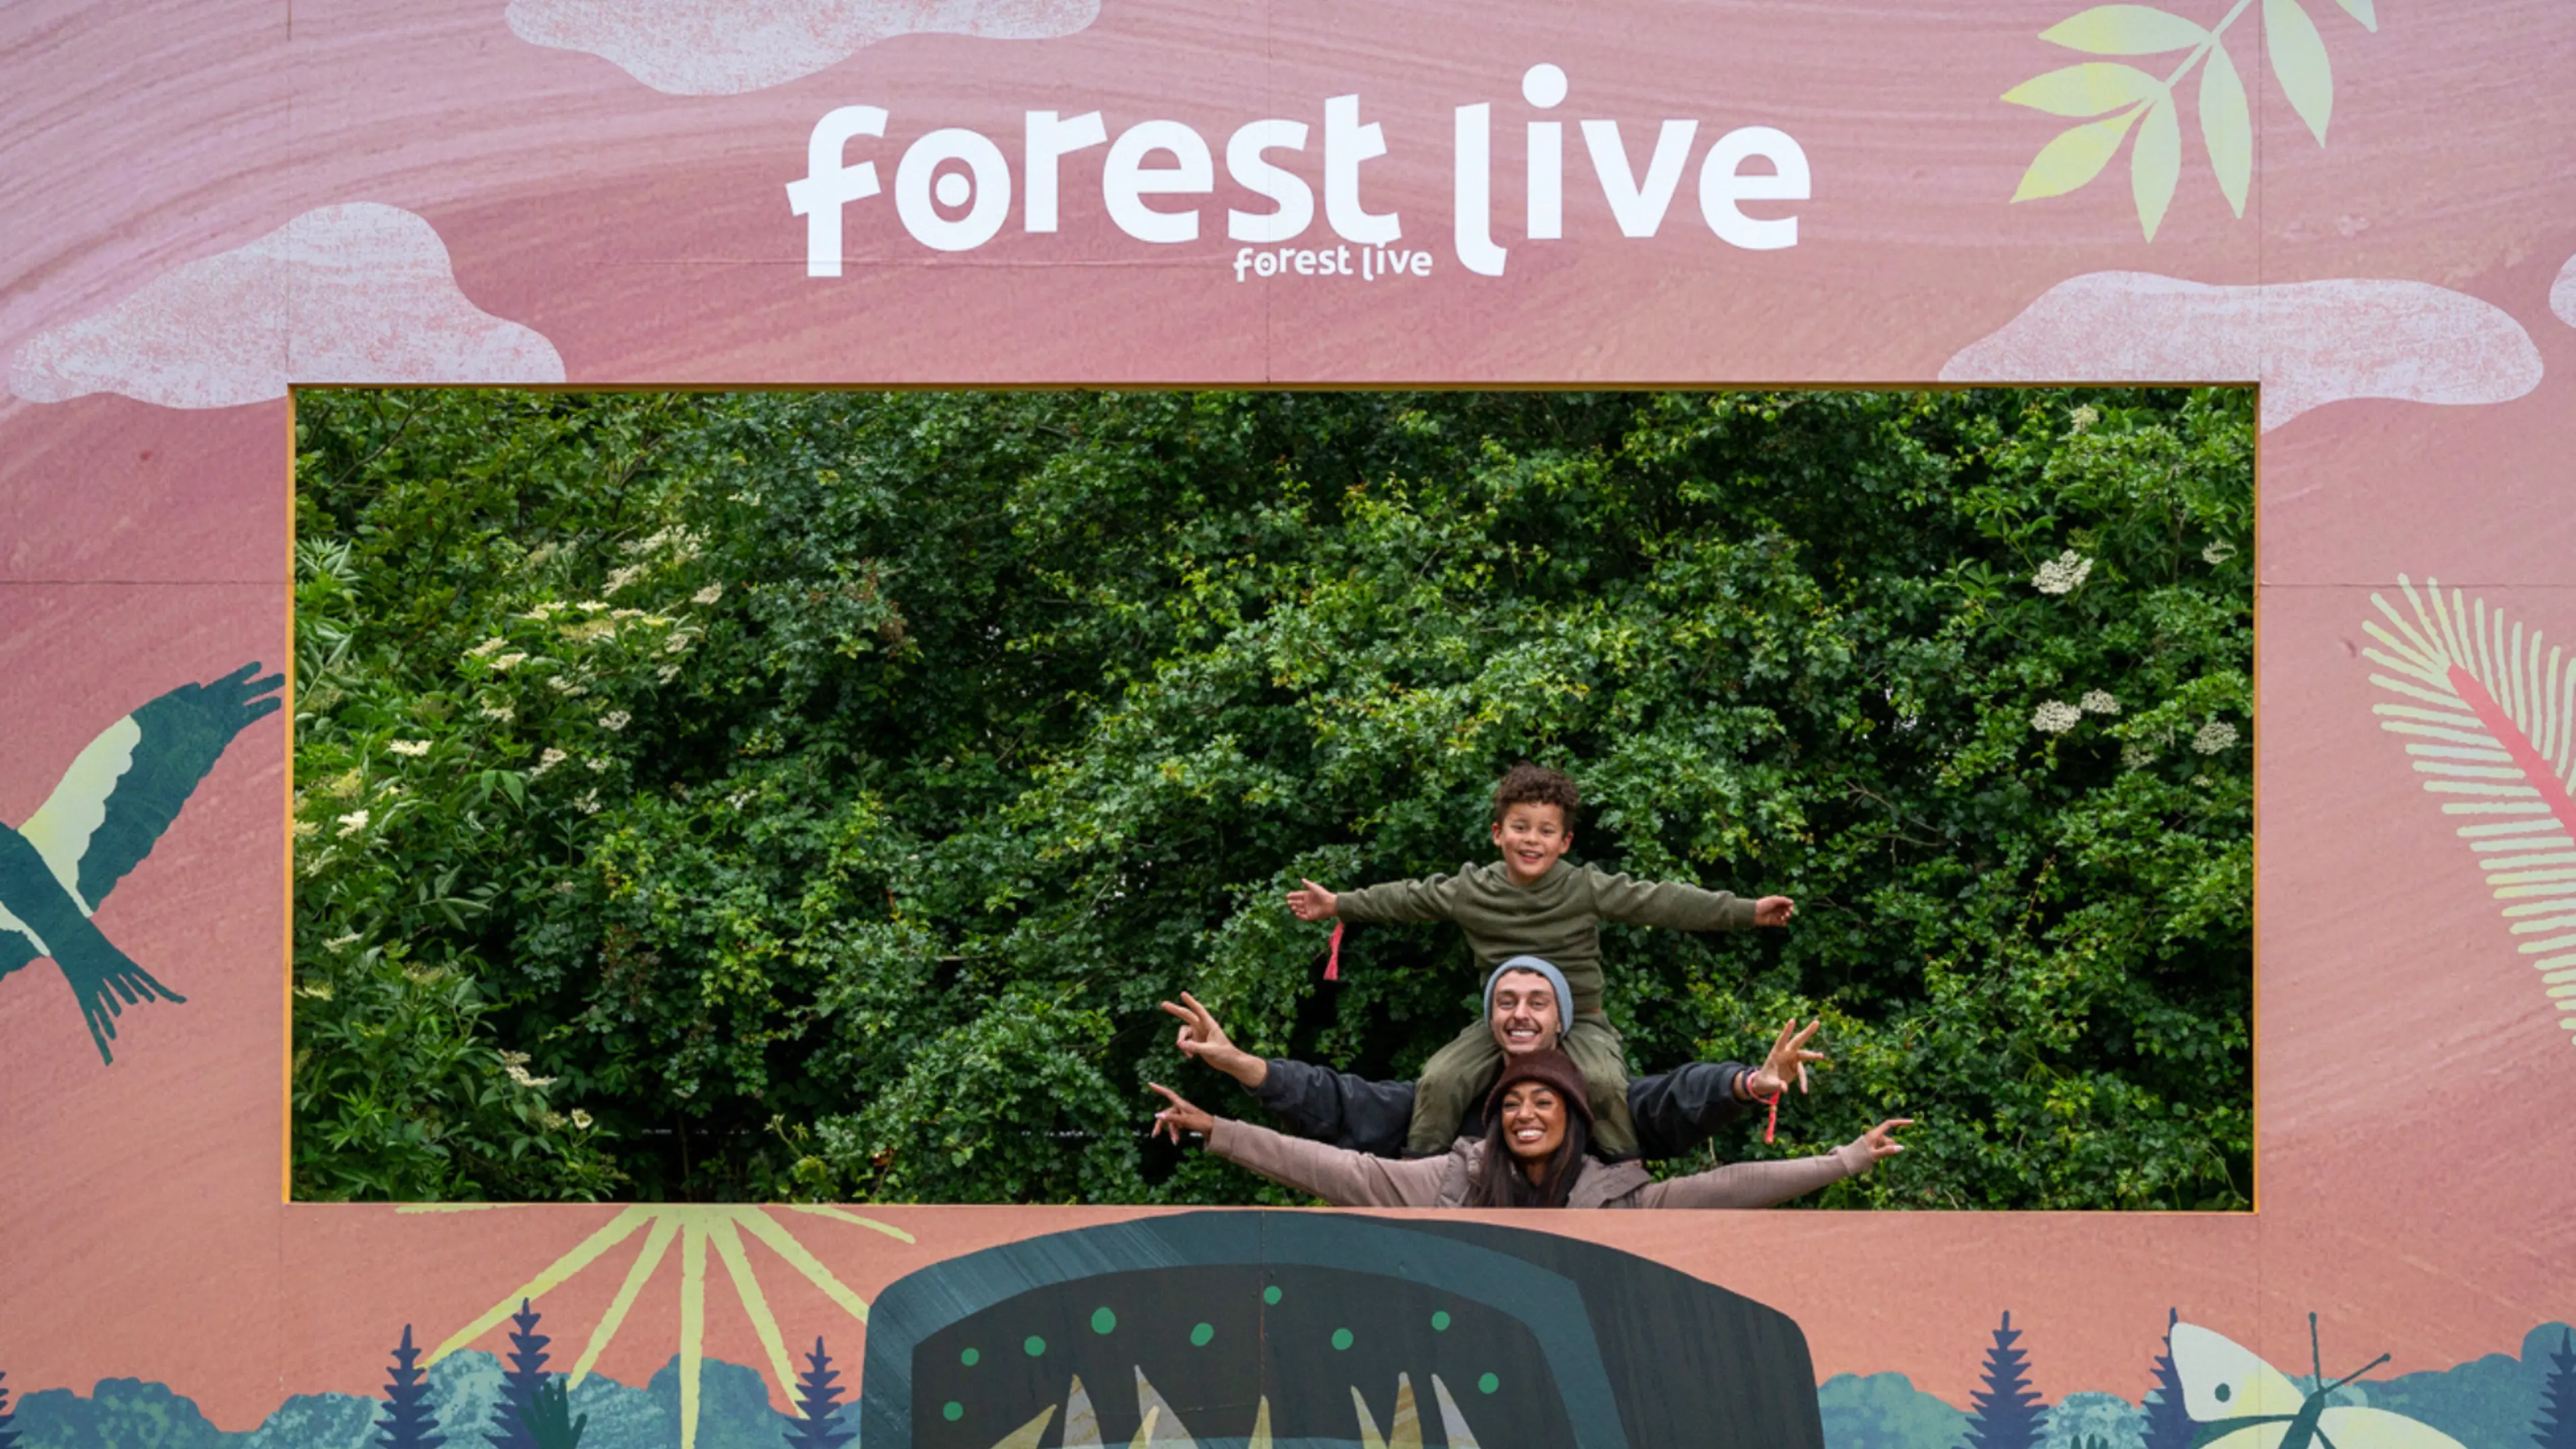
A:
2334;0;2376;31
2039;5;2210;54
2198;40;2252;216
2002;62;2166;116
2011;108;2144;201
2264;0;2334;143
2131;93;2181;239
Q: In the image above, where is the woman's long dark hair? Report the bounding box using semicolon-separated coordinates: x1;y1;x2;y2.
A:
1465;1103;1591;1208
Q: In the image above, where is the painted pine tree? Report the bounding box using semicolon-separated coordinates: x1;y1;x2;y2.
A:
0;1367;19;1449
2141;1309;2194;1449
782;1338;853;1449
488;1299;551;1449
2534;1328;2576;1449
1964;1311;2045;1449
378;1326;445;1449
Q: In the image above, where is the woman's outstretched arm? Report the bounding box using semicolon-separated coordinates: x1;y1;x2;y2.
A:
1635;1120;1911;1209
1153;1083;1450;1208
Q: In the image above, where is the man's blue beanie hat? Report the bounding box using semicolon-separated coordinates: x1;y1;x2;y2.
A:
1483;956;1572;1042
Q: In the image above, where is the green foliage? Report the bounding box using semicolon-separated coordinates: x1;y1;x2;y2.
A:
291;387;2251;1208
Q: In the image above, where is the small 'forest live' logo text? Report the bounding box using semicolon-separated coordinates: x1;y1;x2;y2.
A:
787;64;1809;280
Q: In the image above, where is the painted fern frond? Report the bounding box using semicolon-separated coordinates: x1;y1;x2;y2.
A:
2363;574;2576;1051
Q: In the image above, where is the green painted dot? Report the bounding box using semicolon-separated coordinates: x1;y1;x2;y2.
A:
1478;1373;1499;1395
1190;1323;1215;1347
959;1347;979;1366
1331;1328;1354;1351
1263;1285;1282;1305
942;1403;962;1422
1430;1311;1452;1332
1023;1335;1046;1357
1091;1306;1118;1335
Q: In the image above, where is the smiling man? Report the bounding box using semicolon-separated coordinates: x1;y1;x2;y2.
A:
1159;957;1824;1162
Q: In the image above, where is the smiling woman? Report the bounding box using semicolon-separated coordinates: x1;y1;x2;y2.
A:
288;386;2251;1208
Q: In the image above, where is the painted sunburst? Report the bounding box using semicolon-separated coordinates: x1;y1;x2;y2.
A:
2362;574;2576;1049
400;1202;912;1448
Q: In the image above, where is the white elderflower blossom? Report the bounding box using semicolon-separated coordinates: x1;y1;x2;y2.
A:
545;675;586;695
2068;404;2098;431
665;633;695;655
586;757;610;772
533;747;567;775
335;808;370;837
576;790;602;814
692;583;723;605
656;664;681;684
2202;541;2237;564
466;636;508;658
2192;720;2239;754
603;563;649;594
325;932;360;951
480;704;515;722
2079;690;2121;715
2031;700;2082;734
578;599;608;613
292;819;319;840
386;739;431;757
490;651;529;672
598;710;631;732
610;608;645;620
571;1109;593;1130
519;601;568;620
2032;550;2094;595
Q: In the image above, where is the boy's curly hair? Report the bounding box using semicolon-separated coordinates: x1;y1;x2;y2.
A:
1492;761;1580;825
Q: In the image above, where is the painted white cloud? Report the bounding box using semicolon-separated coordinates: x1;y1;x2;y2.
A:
9;203;564;409
506;0;1100;97
2553;252;2576;331
1940;270;2542;431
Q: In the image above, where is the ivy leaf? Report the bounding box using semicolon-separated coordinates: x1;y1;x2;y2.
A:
2002;62;2167;117
2198;40;2252;216
2131;93;2182;239
2333;0;2376;31
2263;0;2334;144
2012;108;2145;202
2039;5;2210;54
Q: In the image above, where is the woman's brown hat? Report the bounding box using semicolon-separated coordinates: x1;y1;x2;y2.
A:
1484;1047;1595;1126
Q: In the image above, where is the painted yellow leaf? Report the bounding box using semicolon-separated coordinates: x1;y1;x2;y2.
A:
2002;62;2165;117
2039;5;2210;54
2264;0;2334;143
2011;108;2144;201
2198;40;2252;216
2334;0;2376;31
2131;93;2181;239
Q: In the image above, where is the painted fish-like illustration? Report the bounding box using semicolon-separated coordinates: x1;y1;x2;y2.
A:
0;662;282;1061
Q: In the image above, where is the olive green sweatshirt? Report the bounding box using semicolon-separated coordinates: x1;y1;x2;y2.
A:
1333;859;1756;1016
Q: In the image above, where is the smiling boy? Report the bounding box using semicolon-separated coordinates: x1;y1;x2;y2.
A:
1287;762;1792;1157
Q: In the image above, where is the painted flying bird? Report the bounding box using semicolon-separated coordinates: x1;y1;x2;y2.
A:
0;661;284;1063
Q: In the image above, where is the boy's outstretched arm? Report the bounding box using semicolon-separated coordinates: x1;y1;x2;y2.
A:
1589;869;1793;932
1752;895;1796;926
1285;879;1338;920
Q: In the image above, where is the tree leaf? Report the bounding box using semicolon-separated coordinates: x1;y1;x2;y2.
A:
2002;62;2167;117
2131;93;2182;239
2333;0;2375;31
2198;40;2252;216
2011;109;2145;201
2039;5;2210;54
2263;0;2334;144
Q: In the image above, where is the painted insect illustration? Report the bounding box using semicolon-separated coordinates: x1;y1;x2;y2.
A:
0;661;283;1061
2171;1313;2465;1449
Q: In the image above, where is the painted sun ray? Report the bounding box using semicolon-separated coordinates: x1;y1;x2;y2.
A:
2364;574;2576;1051
429;1206;654;1361
708;1216;802;1410
570;1215;680;1387
680;1222;708;1449
781;1203;915;1241
735;1206;877;1325
988;1405;1057;1449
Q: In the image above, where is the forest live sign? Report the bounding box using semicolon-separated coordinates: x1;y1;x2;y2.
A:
786;64;1811;277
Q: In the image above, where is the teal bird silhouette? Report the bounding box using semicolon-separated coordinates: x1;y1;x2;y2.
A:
0;662;283;1062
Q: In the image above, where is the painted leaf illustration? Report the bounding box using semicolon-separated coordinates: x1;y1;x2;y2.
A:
2334;0;2377;31
2263;0;2334;142
2198;40;2253;215
2040;5;2210;54
2012;108;2143;201
2362;576;2576;1054
2131;92;2182;237
2003;62;2166;116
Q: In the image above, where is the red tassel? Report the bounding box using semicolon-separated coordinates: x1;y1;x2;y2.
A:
1322;920;1345;980
1756;1087;1780;1144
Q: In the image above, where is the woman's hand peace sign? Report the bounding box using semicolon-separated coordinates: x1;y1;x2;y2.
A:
1149;1083;1215;1143
1851;1118;1913;1163
1746;1017;1826;1100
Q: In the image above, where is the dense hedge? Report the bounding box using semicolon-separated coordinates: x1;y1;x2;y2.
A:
290;388;2251;1208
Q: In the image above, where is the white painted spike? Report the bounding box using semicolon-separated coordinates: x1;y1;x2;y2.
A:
1131;1368;1197;1448
1062;1374;1102;1449
1430;1376;1483;1449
